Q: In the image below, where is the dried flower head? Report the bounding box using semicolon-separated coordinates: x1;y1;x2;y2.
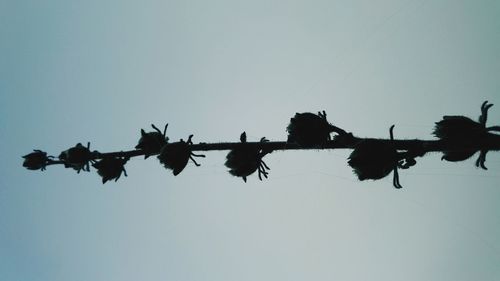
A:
136;124;169;159
287;111;347;147
157;135;205;175
92;157;129;184
22;150;52;171
348;125;417;189
348;139;398;181
225;132;271;182
433;116;485;142
433;101;500;169
59;142;95;173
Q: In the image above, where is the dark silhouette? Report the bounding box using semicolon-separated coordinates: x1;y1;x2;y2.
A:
135;124;169;159
58;142;96;173
287;111;348;147
22;101;500;187
225;132;272;182
92;157;129;183
158;135;205;176
22;150;53;171
433;101;500;169
348;125;418;189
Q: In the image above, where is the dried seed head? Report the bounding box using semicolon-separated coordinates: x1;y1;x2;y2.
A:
135;124;169;158
59;143;94;173
433;101;499;169
287;111;347;147
348;140;399;181
433;116;485;142
22;150;50;171
225;132;270;182
287;111;333;147
92;157;129;184
157;135;205;176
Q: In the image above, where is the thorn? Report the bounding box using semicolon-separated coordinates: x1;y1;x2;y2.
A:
393;168;402;189
190;156;201;166
163;124;169;136
151;124;161;134
389;125;395;141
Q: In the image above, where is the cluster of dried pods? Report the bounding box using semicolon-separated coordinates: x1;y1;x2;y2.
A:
23;101;499;188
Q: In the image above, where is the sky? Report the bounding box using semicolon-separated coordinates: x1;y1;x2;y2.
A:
1;0;500;280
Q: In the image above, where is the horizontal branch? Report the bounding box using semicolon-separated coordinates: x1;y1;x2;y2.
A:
22;102;499;187
89;134;500;161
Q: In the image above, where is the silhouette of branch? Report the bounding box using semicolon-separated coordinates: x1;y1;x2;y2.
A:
35;135;500;165
22;102;500;187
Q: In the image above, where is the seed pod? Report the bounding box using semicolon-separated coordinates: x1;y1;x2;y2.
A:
433;101;499;169
22;150;51;171
92;157;129;184
287;111;346;147
433;116;485;142
136;124;169;158
348;125;416;189
59;142;94;173
348;140;399;181
225;132;271;182
157;135;205;176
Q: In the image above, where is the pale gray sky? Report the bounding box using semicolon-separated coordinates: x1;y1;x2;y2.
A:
1;0;500;280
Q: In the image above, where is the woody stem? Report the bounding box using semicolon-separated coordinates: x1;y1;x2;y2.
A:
43;134;500;167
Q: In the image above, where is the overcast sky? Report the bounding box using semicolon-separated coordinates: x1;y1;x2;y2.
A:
1;0;500;280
